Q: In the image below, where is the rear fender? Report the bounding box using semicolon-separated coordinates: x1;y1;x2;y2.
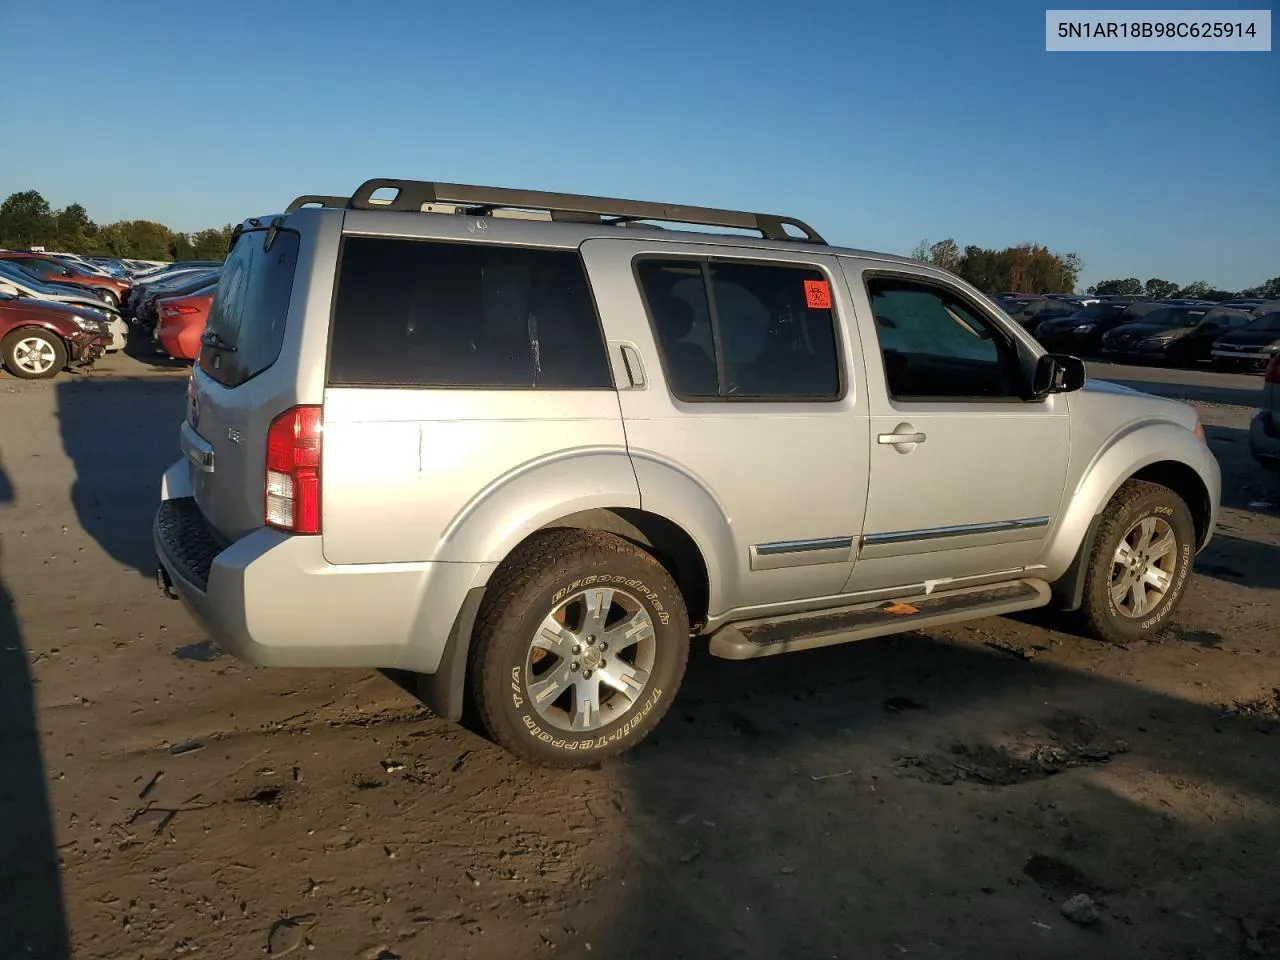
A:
431;450;643;567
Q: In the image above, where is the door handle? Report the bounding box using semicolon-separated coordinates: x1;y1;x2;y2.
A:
619;343;646;389
878;423;926;452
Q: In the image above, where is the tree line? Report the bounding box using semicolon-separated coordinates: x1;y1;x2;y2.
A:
909;237;1277;302
910;239;1081;294
0;190;233;263
1087;276;1280;301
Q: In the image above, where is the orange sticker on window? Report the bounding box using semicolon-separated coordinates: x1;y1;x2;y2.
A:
804;279;832;310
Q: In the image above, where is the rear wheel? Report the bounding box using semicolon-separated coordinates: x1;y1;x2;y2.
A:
1080;480;1195;644
469;529;689;767
2;328;67;380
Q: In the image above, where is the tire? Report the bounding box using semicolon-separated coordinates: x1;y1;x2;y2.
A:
2;328;68;380
468;528;690;767
1079;479;1196;644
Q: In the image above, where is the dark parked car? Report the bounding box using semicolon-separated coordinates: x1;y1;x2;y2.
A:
0;292;109;379
125;267;220;318
1034;301;1135;355
1162;307;1256;366
1210;312;1280;373
1097;305;1212;363
1001;297;1080;334
1249;354;1280;478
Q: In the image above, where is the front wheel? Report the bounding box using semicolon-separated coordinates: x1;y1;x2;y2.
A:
1080;480;1196;644
469;529;690;766
2;328;68;380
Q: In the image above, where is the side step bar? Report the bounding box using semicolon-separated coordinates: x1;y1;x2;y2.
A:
708;579;1052;660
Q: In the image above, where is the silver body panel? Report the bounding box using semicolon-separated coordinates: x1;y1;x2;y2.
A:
156;202;1222;674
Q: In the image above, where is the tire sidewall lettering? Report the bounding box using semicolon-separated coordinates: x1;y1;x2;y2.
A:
1104;500;1193;631
508;566;679;755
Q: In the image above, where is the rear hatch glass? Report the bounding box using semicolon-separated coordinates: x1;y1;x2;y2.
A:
188;226;301;542
198;228;299;387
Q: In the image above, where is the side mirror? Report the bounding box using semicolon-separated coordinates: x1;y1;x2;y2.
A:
1032;353;1086;396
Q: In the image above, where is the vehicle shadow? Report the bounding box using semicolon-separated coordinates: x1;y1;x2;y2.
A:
0;463;72;959
584;630;1280;960
56;375;187;578
122;330;191;370
1194;532;1280;591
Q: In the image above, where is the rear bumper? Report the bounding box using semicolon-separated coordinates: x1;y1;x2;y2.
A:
153;460;485;673
1251;409;1280;472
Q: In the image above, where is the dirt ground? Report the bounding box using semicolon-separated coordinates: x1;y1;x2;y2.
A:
1;352;1278;960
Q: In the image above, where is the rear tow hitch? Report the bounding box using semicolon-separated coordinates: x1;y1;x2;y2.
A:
156;563;178;600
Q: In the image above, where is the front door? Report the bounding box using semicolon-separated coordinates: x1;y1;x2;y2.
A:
840;263;1070;593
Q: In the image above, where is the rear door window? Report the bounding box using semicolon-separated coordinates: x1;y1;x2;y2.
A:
635;257;842;401
198;228;300;387
327;237;613;389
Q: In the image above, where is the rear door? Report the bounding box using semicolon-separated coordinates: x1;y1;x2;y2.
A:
580;238;871;615
187;222;308;542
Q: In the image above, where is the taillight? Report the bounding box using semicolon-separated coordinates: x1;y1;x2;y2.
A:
161;303;199;318
265;406;322;534
1266;355;1280;384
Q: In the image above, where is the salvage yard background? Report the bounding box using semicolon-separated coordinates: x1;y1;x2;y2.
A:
1;352;1277;960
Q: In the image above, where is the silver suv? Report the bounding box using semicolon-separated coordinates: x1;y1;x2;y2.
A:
155;178;1221;766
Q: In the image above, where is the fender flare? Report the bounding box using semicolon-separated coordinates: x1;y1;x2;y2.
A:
431;448;643;566
1041;419;1215;606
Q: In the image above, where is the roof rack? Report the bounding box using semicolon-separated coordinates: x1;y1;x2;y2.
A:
285;178;826;244
285;195;351;213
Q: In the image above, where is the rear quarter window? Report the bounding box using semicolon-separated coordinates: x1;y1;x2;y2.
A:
326;236;612;389
198;228;299;387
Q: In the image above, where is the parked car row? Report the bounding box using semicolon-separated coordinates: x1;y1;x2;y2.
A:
995;293;1280;372
0;249;224;377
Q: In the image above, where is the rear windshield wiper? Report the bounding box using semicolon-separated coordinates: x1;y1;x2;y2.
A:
200;330;238;353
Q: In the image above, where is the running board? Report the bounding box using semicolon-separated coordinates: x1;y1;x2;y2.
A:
707;579;1052;660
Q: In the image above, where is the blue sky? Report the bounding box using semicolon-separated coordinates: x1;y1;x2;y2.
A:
1;0;1275;290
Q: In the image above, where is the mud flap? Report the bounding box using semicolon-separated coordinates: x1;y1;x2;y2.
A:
1050;512;1104;612
415;586;486;722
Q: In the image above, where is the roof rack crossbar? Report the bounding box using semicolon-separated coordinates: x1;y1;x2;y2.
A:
285;195;350;213
341;178;826;244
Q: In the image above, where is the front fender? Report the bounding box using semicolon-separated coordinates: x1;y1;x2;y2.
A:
1039;419;1219;578
433;449;642;567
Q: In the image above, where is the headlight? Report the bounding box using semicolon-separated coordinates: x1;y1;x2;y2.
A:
1145;335;1176;346
1073;323;1096;333
71;314;102;332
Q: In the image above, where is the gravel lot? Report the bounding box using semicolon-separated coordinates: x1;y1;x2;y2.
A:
1;354;1277;960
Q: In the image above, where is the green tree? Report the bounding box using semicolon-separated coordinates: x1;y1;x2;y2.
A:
1089;278;1144;296
188;225;233;261
909;238;963;274
1176;281;1211;299
53;202;97;253
110;220;176;260
1242;276;1280;299
169;233;195;262
0;190;55;248
1145;278;1179;299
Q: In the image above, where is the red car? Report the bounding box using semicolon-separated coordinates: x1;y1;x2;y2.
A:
0;252;130;309
155;291;213;360
0;293;109;379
